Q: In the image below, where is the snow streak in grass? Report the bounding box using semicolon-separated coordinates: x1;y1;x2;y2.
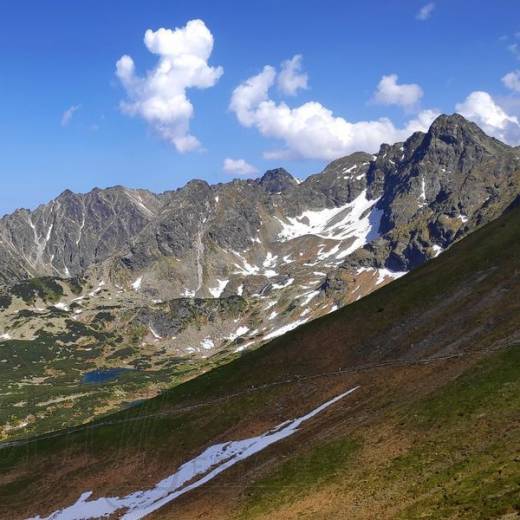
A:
30;388;359;520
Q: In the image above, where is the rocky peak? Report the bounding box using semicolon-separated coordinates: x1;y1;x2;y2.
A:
258;168;298;193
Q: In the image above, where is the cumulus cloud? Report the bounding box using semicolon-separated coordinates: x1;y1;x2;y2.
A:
230;62;438;160
416;2;435;21
372;74;423;109
277;55;308;96
502;70;520;92
455;91;520;144
116;19;223;152
61;105;80;127
223;158;259;176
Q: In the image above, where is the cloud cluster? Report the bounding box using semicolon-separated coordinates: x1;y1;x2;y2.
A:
230;62;437;160
416;2;435;21
455;91;520;144
223;158;259;175
116;19;223;152
372;74;423;109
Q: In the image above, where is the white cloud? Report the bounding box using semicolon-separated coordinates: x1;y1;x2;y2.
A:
116;19;223;152
372;74;423;109
502;70;520;92
455;91;520;144
61;105;80;127
277;55;308;96
416;2;435;21
223;158;259;176
230;62;438;160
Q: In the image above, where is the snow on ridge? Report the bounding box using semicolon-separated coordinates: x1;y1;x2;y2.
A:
275;191;382;257
30;388;359;520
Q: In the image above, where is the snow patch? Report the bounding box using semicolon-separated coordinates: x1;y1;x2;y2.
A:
201;338;215;350
376;268;407;285
263;318;309;340
209;279;228;298
226;326;249;341
131;277;143;291
275;191;382;260
31;389;360;520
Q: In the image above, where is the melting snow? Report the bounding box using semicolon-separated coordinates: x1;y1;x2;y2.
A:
300;290;320;306
263;318;309;340
131;277;143;291
232;252;260;276
343;164;358;175
226;326;249;341
432;244;444;257
31;388;359;520
209;279;228;298
263;252;277;267
271;278;294;290
149;327;162;340
419;177;427;206
376;269;407;284
201;338;215;350
275;191;382;259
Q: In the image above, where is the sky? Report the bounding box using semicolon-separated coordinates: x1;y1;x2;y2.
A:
1;0;520;214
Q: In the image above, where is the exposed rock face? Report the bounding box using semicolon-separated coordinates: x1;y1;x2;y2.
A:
0;187;160;283
0;113;519;354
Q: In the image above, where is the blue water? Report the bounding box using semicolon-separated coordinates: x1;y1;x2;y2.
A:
82;368;131;384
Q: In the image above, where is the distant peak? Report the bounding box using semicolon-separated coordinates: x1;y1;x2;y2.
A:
259;168;298;193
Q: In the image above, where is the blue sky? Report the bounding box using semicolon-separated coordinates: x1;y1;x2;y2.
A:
1;0;520;214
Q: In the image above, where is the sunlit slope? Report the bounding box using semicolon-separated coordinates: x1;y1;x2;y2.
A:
1;203;520;519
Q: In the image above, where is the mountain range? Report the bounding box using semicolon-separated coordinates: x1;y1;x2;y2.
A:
1;156;519;519
2;113;520;442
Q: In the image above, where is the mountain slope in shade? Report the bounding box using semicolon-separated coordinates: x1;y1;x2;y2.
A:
1;199;520;519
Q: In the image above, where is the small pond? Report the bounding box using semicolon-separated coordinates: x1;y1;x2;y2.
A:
82;367;133;384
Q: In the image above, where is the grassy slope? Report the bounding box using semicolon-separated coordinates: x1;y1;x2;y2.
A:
237;346;520;519
1;205;520;518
